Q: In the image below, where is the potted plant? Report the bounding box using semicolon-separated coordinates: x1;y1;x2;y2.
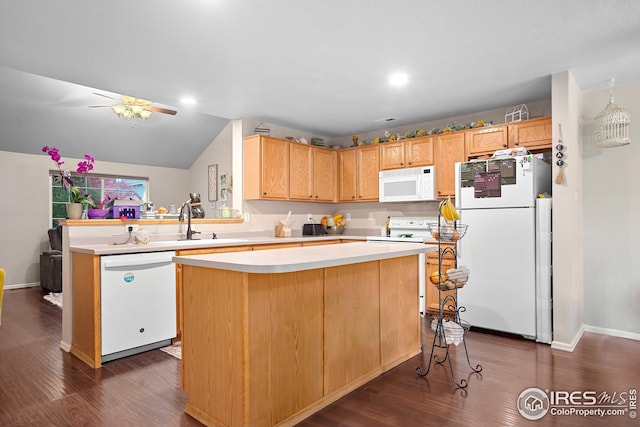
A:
42;146;96;219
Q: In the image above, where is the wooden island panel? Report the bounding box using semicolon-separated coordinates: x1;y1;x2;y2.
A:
178;253;422;427
379;255;420;368
324;261;380;394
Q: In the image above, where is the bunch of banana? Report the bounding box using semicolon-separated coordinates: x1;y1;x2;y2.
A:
321;214;346;227
439;197;460;221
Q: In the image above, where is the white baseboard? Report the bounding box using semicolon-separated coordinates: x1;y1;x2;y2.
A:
584;324;640;341
5;282;40;290
551;324;585;352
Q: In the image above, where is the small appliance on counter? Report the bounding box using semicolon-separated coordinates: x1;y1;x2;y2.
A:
303;223;326;236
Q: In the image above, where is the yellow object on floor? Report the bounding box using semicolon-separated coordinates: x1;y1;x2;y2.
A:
0;268;5;325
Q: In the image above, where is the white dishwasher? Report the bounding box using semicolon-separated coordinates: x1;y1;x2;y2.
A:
100;251;177;362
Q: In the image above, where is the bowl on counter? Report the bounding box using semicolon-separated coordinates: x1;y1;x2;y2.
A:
324;225;345;235
87;208;109;219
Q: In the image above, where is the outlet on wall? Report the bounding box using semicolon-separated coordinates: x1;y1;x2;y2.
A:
244;212;250;222
345;213;351;221
307;213;313;222
368;212;374;221
124;224;139;233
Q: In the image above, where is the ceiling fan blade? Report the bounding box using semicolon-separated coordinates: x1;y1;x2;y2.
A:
92;92;118;100
88;105;110;108
147;105;178;115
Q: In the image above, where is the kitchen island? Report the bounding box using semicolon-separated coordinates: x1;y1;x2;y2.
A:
173;241;435;427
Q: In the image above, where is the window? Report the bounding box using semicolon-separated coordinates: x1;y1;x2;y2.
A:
50;172;148;227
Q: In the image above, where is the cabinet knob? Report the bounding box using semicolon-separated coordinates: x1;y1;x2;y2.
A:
514;142;519;146
401;162;404;166
309;195;313;198
408;162;411;165
262;192;267;195
502;144;507;148
352;195;356;199
314;195;318;198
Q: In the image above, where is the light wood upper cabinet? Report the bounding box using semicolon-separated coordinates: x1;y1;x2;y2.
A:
380;136;434;170
338;145;379;202
244;135;289;200
406;136;434;167
338;148;358;202
508;117;552;150
435;132;466;199
380;142;405;170
289;143;314;200
313;148;337;202
466;125;508;156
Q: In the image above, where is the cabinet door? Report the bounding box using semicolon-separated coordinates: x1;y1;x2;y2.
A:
357;145;380;200
425;249;456;315
380;141;406;170
435;132;466;199
467;125;508;156
406;136;434;167
508;117;552;150
289;143;314;200
338;149;358;202
313;148;337;201
260;137;290;199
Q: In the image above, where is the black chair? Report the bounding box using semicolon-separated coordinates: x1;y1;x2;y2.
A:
40;225;62;293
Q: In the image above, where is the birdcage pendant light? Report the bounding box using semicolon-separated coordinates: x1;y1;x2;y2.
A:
594;78;631;148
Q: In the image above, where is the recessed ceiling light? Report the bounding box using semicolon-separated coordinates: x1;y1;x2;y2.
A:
388;72;409;87
180;97;197;105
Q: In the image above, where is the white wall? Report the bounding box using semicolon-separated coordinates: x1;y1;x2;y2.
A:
551;71;585;350
582;81;640;338
0;150;189;287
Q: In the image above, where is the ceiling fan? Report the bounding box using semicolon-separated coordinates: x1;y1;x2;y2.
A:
89;92;177;122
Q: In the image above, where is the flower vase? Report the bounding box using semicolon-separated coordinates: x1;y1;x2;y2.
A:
66;202;83;219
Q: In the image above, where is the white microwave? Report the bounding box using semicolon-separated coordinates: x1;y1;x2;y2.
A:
379;166;436;202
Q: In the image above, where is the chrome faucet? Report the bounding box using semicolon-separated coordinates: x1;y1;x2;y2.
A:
179;200;201;240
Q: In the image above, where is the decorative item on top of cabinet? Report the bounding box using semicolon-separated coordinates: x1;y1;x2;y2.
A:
380;136;434;170
338;145;380;202
243;135;289;200
507;117;552;151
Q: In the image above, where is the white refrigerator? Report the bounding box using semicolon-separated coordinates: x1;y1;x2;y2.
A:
455;155;552;343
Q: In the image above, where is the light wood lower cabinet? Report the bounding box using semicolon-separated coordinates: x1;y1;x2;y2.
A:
425;244;456;315
179;255;420;427
70;252;101;368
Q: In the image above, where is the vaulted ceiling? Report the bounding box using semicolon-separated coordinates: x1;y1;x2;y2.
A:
1;1;640;168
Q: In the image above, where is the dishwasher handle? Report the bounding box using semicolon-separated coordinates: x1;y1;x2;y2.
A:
102;252;175;269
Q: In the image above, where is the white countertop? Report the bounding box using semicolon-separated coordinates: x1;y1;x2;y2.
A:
173;241;437;273
69;235;367;255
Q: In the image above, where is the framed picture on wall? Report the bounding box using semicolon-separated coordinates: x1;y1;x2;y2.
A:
220;172;228;187
220;187;227;201
208;164;218;201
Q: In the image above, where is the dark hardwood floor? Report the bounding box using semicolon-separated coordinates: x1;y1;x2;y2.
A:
1;287;637;426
